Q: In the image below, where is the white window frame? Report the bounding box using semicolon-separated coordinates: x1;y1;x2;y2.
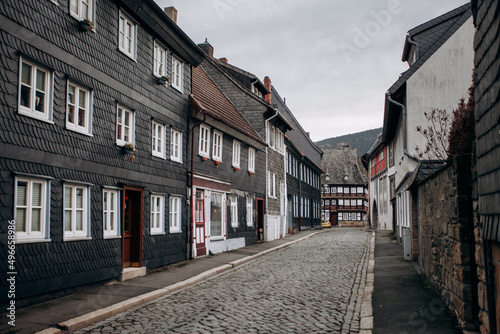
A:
171;55;183;92
212;131;223;162
210;192;224;239
69;0;95;21
151;194;165;235
153;41;167;77
268;172;276;198
230;195;238;228
152;121;166;158
103;188;120;238
66;80;92;135
14;176;50;243
171;128;182;163
116;104;135;146
248;147;255;173
199;124;210;158
118;9;137;60
232;140;241;168
169;196;182;233
64;183;91;240
18;57;53;122
246;196;253;227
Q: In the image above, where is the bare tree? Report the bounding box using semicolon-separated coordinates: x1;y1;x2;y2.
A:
415;108;451;161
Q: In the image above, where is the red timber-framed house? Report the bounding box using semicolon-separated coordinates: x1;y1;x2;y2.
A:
321;147;369;227
188;58;267;258
196;40;293;242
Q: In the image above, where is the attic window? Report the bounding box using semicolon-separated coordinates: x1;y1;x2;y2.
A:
344;175;348;180
251;84;263;98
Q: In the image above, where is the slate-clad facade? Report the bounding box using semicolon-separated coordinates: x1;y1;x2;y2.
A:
0;0;203;303
189;60;267;257
271;87;323;232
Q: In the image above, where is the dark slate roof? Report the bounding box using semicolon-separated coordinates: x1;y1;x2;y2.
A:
286;135;323;173
399;160;447;192
383;3;471;143
214;59;270;94
272;86;323;167
321;148;367;185
191;64;265;145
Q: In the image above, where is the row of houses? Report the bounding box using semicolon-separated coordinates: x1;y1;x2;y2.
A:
0;0;323;304
362;2;500;332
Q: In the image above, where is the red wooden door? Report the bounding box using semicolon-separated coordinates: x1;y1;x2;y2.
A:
195;190;206;256
122;187;143;268
330;212;338;226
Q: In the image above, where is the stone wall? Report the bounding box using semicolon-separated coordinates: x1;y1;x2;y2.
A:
417;155;477;330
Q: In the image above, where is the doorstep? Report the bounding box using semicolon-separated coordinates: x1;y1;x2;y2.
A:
120;267;147;281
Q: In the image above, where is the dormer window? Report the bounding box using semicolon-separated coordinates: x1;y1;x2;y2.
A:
251;84;263;98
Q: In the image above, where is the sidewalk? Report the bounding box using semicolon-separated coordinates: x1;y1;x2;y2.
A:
372;230;461;334
1;230;320;334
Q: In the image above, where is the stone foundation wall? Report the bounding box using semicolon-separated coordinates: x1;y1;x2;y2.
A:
417;155;477;330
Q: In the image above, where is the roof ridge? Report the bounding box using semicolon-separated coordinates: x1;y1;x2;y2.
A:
408;3;471;36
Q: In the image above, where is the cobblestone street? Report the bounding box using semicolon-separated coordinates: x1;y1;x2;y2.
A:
75;228;371;334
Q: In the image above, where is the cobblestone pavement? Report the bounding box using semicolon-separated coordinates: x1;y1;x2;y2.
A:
75;228;371;334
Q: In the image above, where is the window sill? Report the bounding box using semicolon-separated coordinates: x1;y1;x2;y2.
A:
210;236;225;241
151;232;166;236
16;238;51;244
64;236;92;242
118;49;137;62
171;85;183;94
104;235;121;240
152;153;167;160
169;230;182;234
66;125;93;137
170;158;183;164
18;109;54;124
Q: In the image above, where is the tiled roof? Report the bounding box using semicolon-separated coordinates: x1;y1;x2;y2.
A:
272;86;323;167
321;148;367;185
191;64;265;145
400;160;447;192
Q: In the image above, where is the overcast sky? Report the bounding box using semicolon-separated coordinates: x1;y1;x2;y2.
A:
156;0;469;142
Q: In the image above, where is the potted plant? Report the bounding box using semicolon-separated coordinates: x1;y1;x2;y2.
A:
215;160;221;165
157;75;169;85
122;142;135;154
79;18;94;32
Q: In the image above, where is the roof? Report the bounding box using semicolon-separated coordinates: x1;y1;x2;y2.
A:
398;160;446;192
286;135;324;173
272;86;323;166
383;3;471;142
191;64;266;146
214;59;270;94
321;148;367;185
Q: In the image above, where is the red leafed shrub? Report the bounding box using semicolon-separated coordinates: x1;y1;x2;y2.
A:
447;83;475;157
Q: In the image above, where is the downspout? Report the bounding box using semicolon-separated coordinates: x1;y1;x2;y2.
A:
189;113;206;259
386;93;417;161
406;36;419;64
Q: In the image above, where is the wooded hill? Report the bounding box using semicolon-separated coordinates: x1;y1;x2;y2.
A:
315;128;382;157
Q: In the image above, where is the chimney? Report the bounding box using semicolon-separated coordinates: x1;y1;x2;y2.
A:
164;7;178;24
198;39;214;58
219;57;228;63
264;76;271;103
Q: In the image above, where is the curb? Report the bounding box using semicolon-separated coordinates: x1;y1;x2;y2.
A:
36;232;320;334
360;231;375;333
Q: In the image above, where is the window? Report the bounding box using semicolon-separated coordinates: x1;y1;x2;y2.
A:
199;125;210;158
150;194;164;234
232;140;241;168
293;195;299;217
275;129;284;154
230;195;238;227
103;189;119;238
195;191;204;223
169;196;181;233
325;200;330;206
344;187;350;194
210;192;223;238
212;131;223;162
331;187;337;193
152;121;166;158
70;0;94;21
343;212;349;221
351;199;357;206
357;187;364;194
357;199;363;206
153;41;167;77
118;10;137;59
66;81;92;135
268;124;275;148
15;177;49;242
171;128;182;163
172;56;183;91
64;184;90;240
325;187;330;194
116;104;134;146
380;150;384;160
339;199;344;206
19;57;52;121
246;197;253;227
338;187;343;194
268;172;276;198
351;187;357;194
389;143;395;167
248;148;255;173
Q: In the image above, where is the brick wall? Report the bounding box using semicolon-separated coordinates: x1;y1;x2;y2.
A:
417;155;478;330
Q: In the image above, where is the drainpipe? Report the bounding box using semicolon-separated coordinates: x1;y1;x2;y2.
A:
189;113;206;259
406;36;419;64
386;93;417;161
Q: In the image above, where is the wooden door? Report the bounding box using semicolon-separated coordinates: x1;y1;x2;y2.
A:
195;190;206;256
122;186;143;268
257;198;264;242
330;212;338;226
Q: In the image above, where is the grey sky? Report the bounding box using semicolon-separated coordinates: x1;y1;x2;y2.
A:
156;0;469;142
